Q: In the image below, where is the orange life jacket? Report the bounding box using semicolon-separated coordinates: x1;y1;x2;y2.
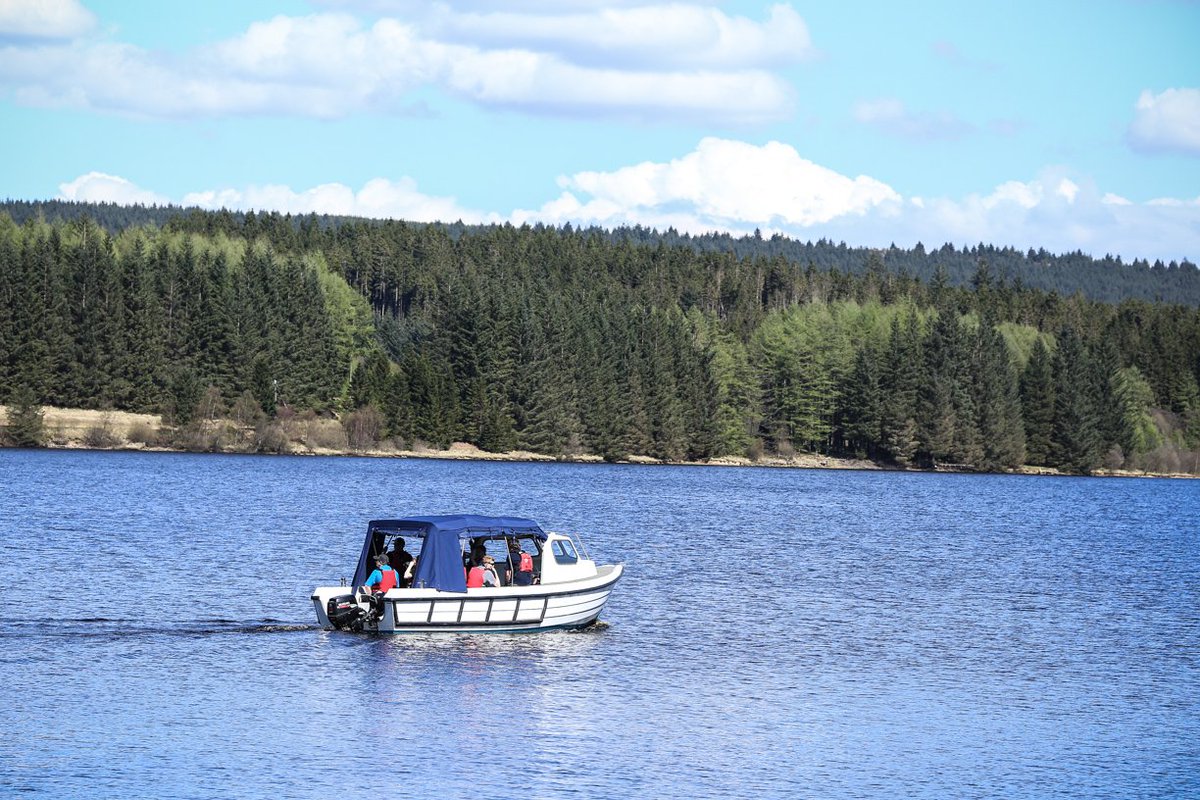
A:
518;552;533;573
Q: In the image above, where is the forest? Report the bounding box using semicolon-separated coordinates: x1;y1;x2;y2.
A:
1;202;1199;474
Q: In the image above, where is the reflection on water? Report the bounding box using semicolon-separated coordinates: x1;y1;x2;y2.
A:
0;449;1197;799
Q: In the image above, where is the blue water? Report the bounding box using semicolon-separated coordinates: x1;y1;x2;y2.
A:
0;449;1197;799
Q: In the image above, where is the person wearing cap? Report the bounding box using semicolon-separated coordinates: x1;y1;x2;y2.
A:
508;538;534;586
362;553;399;595
466;554;501;588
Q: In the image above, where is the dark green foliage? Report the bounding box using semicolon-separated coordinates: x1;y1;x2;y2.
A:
8;199;1199;306
0;219;367;429
1020;338;1055;466
840;345;883;458
917;312;981;466
973;319;1026;469
4;385;45;447
2;206;1199;472
1050;328;1104;474
880;311;924;464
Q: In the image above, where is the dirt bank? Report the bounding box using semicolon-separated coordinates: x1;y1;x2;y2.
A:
1;405;1194;477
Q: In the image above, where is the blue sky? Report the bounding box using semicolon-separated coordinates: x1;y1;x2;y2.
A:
1;0;1198;262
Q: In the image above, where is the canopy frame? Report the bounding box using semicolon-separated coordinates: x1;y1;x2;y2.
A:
353;514;547;593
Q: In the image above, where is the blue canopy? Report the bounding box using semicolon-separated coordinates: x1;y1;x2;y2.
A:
353;515;547;593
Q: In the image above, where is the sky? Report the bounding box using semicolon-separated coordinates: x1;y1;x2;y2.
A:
1;0;1198;263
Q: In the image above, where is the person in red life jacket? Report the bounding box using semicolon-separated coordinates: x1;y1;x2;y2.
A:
359;553;399;620
363;554;399;595
466;561;486;588
507;538;535;586
465;554;500;588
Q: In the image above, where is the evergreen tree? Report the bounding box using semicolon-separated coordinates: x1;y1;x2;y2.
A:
1111;366;1162;461
973;319;1026;469
841;344;884;458
4;385;45;447
1050;328;1103;473
120;238;167;411
1020;337;1055;466
880;310;923;464
708;324;760;457
916;312;981;466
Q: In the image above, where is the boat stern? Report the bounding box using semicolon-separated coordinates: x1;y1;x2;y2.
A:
312;586;370;631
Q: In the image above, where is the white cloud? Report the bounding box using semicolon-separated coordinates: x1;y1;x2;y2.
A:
983;180;1041;210
1128;88;1200;155
824;172;1199;262
57;145;1200;263
1056;178;1079;204
1146;196;1200;208
318;1;661;13
181;176;492;223
55;170;487;223
853;97;975;141
515;145;1198;262
432;3;814;69
0;5;800;123
516;137;900;230
58;172;169;206
0;0;94;40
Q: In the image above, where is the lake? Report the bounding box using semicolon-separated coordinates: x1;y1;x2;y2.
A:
0;449;1197;799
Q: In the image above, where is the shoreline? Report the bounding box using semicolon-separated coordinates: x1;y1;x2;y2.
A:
2;405;1195;479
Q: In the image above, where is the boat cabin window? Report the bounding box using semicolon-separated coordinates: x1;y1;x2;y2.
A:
551;539;577;563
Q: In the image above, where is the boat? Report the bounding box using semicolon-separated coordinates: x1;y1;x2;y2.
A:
311;515;623;633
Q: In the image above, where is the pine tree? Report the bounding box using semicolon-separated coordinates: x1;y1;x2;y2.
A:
0;224;18;396
1111;366;1162;461
708;324;760;457
1050;328;1103;473
880;310;923;464
4;385;45;447
917;312;980;466
574;299;626;460
841;344;884;458
973;318;1026;469
5;226;54;399
120;238;166;411
1020;337;1055;466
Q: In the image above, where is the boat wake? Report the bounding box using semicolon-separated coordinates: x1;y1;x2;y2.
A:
1;618;320;637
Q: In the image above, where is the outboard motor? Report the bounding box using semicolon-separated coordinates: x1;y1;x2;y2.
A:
326;594;367;632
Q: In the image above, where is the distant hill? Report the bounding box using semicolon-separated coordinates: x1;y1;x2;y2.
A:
3;198;1197;307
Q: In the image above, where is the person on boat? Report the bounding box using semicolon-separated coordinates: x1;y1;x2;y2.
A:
388;538;414;588
467;537;487;568
481;556;501;587
508;538;535;586
466;561;486;588
360;553;399;619
362;554;399;595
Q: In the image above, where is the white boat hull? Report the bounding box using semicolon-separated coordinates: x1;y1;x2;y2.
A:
312;563;622;633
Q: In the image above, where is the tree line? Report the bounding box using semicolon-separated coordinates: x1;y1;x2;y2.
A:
1;208;1198;474
5;199;1200;307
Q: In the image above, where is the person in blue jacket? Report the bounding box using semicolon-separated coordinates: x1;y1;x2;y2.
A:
362;554;399;595
360;553;399;620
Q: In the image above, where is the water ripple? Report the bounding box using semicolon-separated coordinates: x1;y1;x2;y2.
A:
1;449;1197;799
